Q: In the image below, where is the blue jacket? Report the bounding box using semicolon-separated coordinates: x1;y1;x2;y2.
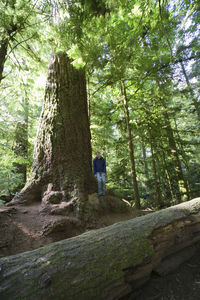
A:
93;156;106;175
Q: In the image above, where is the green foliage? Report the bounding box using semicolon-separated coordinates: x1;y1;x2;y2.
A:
0;0;199;207
88;0;200;206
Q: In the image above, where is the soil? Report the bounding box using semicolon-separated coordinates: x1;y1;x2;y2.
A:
1;201;200;300
0;200;147;258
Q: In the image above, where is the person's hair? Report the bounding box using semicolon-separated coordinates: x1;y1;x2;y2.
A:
96;151;100;155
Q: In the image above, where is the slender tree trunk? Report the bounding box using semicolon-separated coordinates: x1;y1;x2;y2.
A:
120;82;140;209
141;141;149;182
10;53;96;215
0;0;18;83
162;150;174;202
141;141;152;202
162;104;189;203
173;117;191;197
0;39;9;83
149;133;163;207
180;60;200;121
155;78;189;203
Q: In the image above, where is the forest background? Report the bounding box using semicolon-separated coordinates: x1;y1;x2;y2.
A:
0;0;199;209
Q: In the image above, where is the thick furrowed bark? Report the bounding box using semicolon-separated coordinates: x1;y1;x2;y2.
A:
9;53;96;211
1;198;200;300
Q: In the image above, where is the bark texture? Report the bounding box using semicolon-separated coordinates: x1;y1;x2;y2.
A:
180;60;200;121
10;53;96;213
1;198;200;300
121;82;140;209
13;97;29;191
0;0;18;83
162;103;189;203
0;39;9;83
149;134;163;206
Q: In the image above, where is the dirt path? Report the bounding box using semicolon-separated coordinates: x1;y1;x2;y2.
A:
1;202;200;299
0;202;147;258
0;203;54;257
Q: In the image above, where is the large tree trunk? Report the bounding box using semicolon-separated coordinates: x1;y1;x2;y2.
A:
10;53;96;215
1;198;200;300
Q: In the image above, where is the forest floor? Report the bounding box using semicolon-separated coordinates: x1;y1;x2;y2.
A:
0;200;149;258
1;200;200;300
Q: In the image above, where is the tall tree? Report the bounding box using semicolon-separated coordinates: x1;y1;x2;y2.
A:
1;0;200;208
180;61;200;121
0;0;39;83
120;82;140;208
11;53;96;215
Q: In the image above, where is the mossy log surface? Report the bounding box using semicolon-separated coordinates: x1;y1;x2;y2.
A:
1;198;200;300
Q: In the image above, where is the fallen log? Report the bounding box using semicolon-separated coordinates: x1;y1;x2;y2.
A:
0;197;200;300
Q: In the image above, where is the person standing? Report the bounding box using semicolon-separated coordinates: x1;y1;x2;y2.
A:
93;151;106;196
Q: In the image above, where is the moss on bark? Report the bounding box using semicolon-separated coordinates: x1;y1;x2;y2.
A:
1;198;200;300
